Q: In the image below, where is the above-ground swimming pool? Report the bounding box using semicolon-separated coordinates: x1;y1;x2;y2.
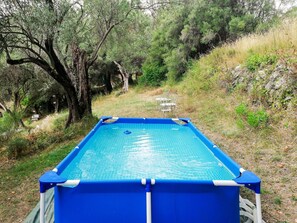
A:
40;117;262;223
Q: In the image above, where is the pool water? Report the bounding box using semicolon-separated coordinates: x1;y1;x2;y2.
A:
60;123;235;180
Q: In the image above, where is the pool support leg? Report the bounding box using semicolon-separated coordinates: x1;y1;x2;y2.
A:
40;192;45;223
142;179;155;223
255;193;262;223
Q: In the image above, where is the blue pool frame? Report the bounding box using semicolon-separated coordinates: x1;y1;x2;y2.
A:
39;117;262;223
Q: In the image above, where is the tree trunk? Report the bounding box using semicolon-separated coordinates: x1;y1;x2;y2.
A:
0;102;7;112
104;72;113;94
54;99;59;113
78;53;92;116
123;74;129;92
72;44;92;117
114;61;129;92
64;84;82;128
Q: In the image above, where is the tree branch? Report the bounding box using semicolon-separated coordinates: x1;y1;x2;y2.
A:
87;24;115;67
0;101;8;112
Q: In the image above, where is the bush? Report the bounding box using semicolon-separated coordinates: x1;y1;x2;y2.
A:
0;112;14;134
164;47;187;84
246;54;278;71
139;61;167;87
7;137;30;159
62;115;99;141
246;110;269;128
53;115;68;130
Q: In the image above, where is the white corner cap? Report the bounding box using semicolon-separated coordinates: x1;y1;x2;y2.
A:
240;168;246;173
151;179;156;185
141;178;146;185
52;168;58;172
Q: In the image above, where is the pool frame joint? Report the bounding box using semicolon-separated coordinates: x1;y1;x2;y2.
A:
234;170;261;194
141;179;155;223
39;171;67;193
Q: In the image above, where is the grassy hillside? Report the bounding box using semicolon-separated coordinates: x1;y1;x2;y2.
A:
0;15;296;223
177;16;297;223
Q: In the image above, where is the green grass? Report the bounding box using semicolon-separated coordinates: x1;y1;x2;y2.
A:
0;143;75;193
274;197;282;205
0;141;77;222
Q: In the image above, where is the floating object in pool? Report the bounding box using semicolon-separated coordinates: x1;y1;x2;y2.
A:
124;130;132;135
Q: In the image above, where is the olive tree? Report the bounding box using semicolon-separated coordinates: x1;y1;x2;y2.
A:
0;0;166;127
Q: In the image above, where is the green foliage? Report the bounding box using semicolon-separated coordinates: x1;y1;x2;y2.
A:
235;103;248;116
53;115;68;130
0;112;14;134
20;96;30;107
7;137;30;159
164;47;188;84
139;61;167;86
229;14;257;36
246;54;278;71
4;114;98;159
274;197;282;205
104;11;151;76
60;115;99;141
246;110;269;128
235;103;269;128
142;0;276;85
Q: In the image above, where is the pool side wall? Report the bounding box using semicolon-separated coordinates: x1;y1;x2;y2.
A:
54;180;240;223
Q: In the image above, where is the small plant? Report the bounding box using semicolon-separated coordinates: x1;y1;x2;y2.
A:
272;156;282;162
235;103;248;116
235;104;269;128
7;137;30;159
274;197;282;205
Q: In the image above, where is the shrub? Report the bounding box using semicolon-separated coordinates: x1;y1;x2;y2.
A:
7;137;30;159
62;115;98;141
246;54;278;71
0;112;14;134
164;47;187;84
53;115;67;131
139;61;167;87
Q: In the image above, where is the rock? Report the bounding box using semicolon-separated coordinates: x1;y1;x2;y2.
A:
274;77;286;90
265;81;273;91
229;62;296;108
258;70;267;79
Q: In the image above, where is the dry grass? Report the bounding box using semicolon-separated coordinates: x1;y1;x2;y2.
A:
200;18;297;70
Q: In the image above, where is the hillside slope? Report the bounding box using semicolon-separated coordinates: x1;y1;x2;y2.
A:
177;16;297;223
